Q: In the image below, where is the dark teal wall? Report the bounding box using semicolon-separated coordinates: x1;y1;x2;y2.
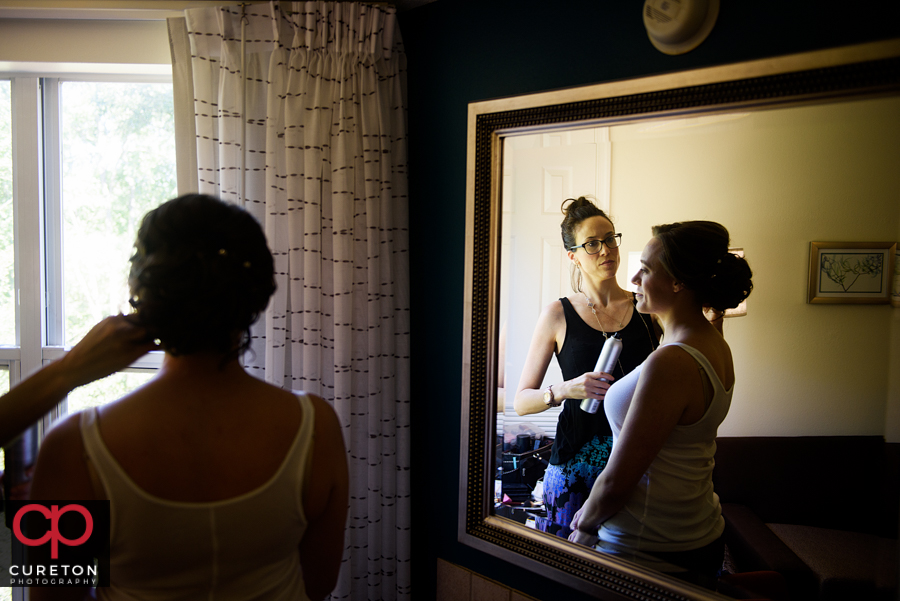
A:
398;2;899;599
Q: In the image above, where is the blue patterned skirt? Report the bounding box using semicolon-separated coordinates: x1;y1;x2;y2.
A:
534;434;613;539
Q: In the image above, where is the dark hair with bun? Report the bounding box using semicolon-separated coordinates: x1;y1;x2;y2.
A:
561;197;614;292
651;221;752;313
560;196;611;251
128;194;276;360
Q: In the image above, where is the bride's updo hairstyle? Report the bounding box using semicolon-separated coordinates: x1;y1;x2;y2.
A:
651;221;753;313
128;194;276;359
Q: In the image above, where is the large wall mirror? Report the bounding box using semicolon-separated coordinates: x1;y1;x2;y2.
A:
460;40;900;600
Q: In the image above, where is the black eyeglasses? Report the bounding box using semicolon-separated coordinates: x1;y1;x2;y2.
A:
569;233;622;254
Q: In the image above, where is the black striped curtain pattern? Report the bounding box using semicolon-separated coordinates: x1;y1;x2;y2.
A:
176;3;410;598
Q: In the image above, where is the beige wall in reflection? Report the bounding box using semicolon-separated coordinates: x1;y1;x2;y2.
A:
609;96;900;439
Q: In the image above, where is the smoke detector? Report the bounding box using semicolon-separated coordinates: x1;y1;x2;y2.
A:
643;0;719;55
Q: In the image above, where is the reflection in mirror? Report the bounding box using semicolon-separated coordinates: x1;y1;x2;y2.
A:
466;44;900;600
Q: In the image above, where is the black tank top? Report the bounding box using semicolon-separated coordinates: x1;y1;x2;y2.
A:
549;296;659;465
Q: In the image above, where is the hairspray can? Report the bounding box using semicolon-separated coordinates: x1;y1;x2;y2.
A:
580;335;623;413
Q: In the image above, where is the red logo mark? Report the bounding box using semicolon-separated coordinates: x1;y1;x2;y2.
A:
12;504;94;559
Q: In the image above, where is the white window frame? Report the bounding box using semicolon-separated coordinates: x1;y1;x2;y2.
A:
4;72;173;436
4;71;172;601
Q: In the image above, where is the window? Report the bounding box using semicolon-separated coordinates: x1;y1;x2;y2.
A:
1;80;12;346
1;15;176;600
0;366;8;465
1;80;12;507
3;75;175;433
60;81;177;345
0;367;9;601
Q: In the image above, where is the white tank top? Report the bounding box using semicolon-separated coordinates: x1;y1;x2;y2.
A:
81;393;314;601
599;343;732;555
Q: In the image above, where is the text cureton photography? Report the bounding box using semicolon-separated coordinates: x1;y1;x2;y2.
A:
8;563;98;586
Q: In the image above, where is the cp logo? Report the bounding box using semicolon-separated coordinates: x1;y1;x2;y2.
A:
12;504;94;559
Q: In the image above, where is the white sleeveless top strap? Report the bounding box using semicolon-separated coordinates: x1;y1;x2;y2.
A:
599;343;733;556
80;393;315;601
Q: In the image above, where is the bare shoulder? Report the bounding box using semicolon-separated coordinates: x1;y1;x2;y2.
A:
678;333;735;387
640;345;702;384
641;338;732;394
522;298;564;340
307;393;338;420
539;298;565;322
30;411;93;500
305;393;345;447
39;411;84;453
534;298;568;335
241;378;311;416
536;299;568;350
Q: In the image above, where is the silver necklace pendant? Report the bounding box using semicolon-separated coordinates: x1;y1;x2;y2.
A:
584;292;626;329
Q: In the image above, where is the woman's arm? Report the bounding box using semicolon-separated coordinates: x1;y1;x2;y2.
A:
27;413;97;601
24;317;153;600
0;315;157;447
513;302;612;416
513;304;560;415
568;346;701;543
298;395;350;601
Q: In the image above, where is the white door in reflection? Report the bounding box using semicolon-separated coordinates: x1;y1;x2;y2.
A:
500;127;610;446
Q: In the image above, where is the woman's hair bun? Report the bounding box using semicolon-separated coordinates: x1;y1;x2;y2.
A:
128;194;276;359
651;221;752;312
703;251;753;312
559;196;610;250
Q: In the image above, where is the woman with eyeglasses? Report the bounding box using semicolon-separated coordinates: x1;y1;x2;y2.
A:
513;197;663;539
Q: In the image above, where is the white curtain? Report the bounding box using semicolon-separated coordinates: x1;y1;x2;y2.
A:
170;3;410;598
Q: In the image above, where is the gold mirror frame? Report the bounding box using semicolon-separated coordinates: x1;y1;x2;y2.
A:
460;39;900;600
